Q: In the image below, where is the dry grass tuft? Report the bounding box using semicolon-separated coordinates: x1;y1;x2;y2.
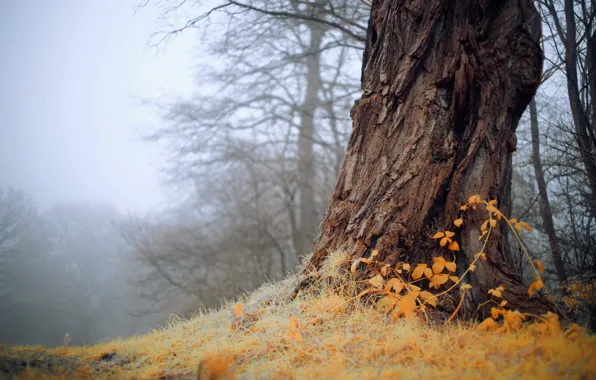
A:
3;252;596;379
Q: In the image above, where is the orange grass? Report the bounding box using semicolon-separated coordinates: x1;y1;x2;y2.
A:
5;253;596;379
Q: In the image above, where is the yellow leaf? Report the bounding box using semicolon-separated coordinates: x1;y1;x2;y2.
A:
376;295;398;312
402;263;411;272
368;274;384;289
481;220;489;232
454;218;463;227
469;264;476;272
396;294;418;318
491;307;500;319
449;276;459;283
448;241;460;251
380;266;388;277
469;195;482;204
515;222;523;232
433;231;445;239
412;264;427;280
500;300;508;307
432;261;445;274
290;316;300;329
462;283;472;290
528;278;544;296
488;200;497;206
409;284;421;292
487;205;498;213
520;222;532;231
509;218;518;223
424;267;433;280
534;260;546;275
445;231;455;238
496;285;505;291
460;205;468;211
360;258;372;264
445;261;456;272
477;252;487;261
420;291;437;307
489;289;502;298
371;249;379;258
430;274;449;288
433;256;447;264
489;219;497;228
386;278;398;292
440;237;450;247
395;283;405;294
390;279;404;294
233;303;244;318
350;259;360;273
294;331;303;342
478;317;496;332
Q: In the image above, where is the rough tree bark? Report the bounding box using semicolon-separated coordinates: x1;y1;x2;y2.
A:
304;0;553;315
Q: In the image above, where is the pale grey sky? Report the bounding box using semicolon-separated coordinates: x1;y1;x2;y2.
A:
0;0;197;212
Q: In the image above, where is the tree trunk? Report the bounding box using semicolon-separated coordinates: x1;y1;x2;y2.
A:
305;0;552;315
564;0;596;218
529;98;568;291
296;20;325;257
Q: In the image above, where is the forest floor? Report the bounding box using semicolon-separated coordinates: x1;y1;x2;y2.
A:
1;255;595;379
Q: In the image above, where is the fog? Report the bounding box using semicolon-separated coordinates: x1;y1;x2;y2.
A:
0;0;594;348
0;1;198;346
0;0;196;212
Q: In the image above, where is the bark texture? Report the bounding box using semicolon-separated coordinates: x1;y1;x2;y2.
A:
306;0;552;314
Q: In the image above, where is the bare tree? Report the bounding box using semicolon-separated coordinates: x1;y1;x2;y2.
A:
143;0;368;263
529;98;568;289
125;0;371;312
541;0;596;216
0;189;45;306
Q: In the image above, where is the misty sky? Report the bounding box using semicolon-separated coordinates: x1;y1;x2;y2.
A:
0;0;198;212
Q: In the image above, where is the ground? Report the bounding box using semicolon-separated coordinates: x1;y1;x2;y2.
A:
1;255;595;379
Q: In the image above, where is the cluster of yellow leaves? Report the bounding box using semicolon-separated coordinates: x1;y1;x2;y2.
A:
508;218;532;232
563;277;596;315
488;285;504;298
432;231;460;251
411;257;458;289
356;194;550;334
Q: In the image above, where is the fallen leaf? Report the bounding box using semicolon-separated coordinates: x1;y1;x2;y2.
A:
369;274;385;289
233;303;244;318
